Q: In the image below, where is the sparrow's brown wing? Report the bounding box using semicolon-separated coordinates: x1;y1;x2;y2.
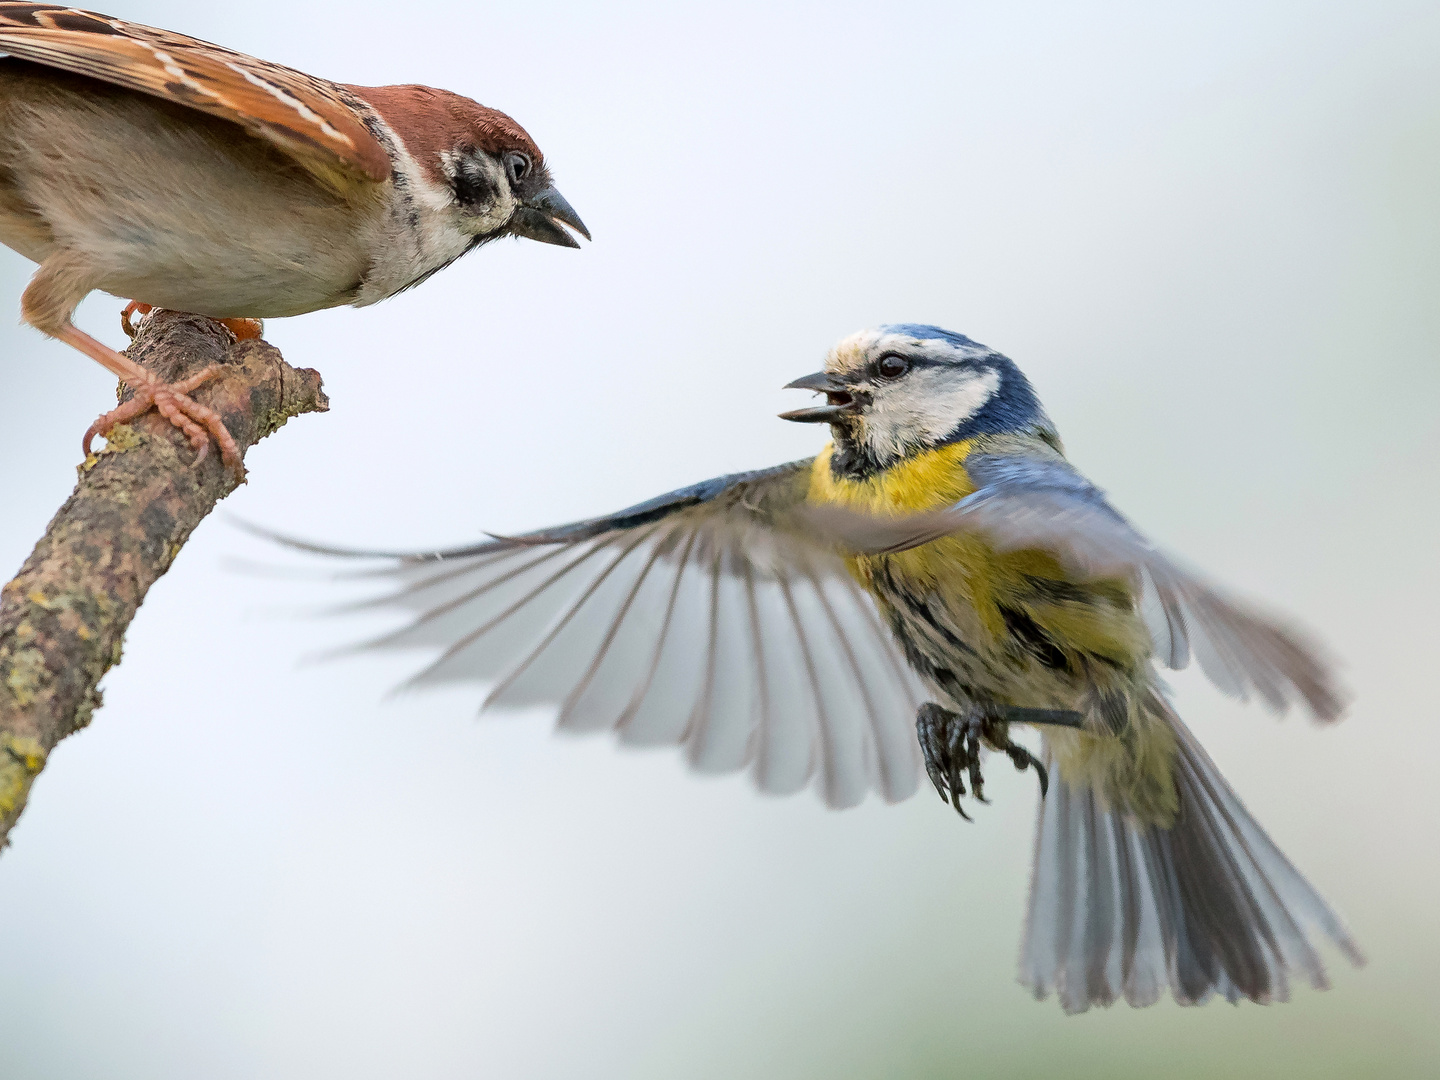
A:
0;4;390;189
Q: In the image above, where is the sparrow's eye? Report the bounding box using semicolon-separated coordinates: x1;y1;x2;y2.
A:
506;152;531;186
876;354;910;379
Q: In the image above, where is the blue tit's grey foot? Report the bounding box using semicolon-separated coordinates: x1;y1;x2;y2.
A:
994;721;1049;800
916;703;1051;819
916;702;978;819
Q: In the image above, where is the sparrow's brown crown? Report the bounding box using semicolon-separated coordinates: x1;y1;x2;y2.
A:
346;84;543;186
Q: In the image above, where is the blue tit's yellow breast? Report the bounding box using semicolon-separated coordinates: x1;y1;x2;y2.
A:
805;442;1135;661
807;440;980;514
806;440;1018;600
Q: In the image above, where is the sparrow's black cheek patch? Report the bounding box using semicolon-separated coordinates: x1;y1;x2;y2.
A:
450;162;496;208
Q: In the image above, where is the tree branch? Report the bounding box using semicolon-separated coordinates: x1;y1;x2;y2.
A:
0;310;328;849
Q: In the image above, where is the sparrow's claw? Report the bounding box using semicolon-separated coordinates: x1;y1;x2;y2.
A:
121;301;260;346
84;364;244;480
121;300;150;338
215;317;264;342
915;701;1051;819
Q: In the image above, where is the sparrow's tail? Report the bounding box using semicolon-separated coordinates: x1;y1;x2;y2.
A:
1018;695;1364;1013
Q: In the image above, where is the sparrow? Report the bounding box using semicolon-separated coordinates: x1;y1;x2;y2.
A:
0;4;589;475
267;324;1363;1012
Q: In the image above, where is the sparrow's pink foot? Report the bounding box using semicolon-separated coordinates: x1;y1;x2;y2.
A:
120;299;150;337
59;321;245;480
217;316;264;341
82;364;241;475
122;301;263;345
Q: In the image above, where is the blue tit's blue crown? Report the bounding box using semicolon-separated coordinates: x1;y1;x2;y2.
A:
876;323;984;350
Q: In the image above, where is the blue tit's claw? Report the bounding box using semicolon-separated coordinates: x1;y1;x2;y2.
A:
1003;741;1050;801
968;746;987;803
916;702;953;803
917;701;982;820
916;700;1052;820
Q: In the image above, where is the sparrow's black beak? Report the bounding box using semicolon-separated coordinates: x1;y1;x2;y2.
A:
510;185;591;248
780;371;859;423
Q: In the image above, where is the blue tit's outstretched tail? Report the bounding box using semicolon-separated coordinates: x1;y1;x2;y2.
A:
1021;690;1363;1013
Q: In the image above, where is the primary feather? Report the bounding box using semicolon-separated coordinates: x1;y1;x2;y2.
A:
281;462;927;809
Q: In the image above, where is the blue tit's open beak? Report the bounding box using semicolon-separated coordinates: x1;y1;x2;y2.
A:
509;184;591;248
780;371;858;423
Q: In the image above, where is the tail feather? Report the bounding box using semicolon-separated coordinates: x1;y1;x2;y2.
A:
1019;699;1363;1013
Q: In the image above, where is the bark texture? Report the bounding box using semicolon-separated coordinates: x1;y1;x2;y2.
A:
0;309;327;849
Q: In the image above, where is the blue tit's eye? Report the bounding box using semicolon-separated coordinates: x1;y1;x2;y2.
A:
506;152;531;186
877;354;910;379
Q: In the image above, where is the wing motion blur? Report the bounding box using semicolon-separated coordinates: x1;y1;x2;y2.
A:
271;461;928;809
802;450;1346;722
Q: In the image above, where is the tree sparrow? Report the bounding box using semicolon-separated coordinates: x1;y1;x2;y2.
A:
0;4;589;475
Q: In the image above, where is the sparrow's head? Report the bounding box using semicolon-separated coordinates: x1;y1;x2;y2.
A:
349;84;589;248
781;325;1052;477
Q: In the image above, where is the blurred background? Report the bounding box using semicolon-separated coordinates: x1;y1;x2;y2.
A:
1;1;1437;1077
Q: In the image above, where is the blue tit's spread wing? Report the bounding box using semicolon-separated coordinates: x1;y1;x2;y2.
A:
803;451;1345;722
268;460;926;809
0;5;390;189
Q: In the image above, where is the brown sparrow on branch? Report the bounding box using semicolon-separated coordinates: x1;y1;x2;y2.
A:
0;4;589;475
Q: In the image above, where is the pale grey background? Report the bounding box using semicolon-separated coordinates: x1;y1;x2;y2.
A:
1;2;1437;1077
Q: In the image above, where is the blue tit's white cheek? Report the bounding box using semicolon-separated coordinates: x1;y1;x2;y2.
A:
915;366;1001;435
861;366;1001;459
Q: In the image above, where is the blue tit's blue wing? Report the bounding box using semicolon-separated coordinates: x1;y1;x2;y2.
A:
803;450;1345;723
260;460;926;809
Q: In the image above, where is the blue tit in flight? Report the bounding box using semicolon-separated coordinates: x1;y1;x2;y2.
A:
279;324;1362;1013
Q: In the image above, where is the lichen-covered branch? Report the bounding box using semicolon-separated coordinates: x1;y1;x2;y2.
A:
0;310;328;849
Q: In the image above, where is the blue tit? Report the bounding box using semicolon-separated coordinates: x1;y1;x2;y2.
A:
279;324;1362;1013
